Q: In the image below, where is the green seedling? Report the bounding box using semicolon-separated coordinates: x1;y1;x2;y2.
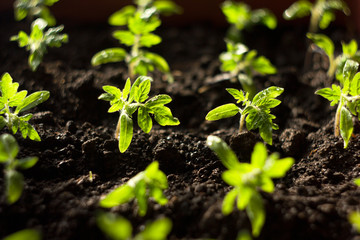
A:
221;0;277;43
207;136;294;237
97;212;172;240
283;0;350;33
0;73;50;141
206;86;283;145
3;228;41;240
14;0;59;26
219;41;277;99
99;76;179;153
0;134;38;204
349;179;360;233
99;161;168;216
11;18;68;72
315;59;360;148
307;33;360;78
92;0;181;82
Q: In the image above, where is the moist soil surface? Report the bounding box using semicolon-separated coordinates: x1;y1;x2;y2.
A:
1;13;360;240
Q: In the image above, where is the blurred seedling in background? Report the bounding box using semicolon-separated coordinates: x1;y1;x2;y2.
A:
207;136;294;237
3;228;41;240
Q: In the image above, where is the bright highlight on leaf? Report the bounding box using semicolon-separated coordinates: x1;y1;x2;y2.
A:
207;136;294;237
14;0;59;26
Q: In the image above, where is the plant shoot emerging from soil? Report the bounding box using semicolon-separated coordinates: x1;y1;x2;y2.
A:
219;41;277;99
14;0;60;26
283;0;350;33
206;86;283;145
0;134;39;204
316;59;360;148
99;161;168;216
99;76;179;153
307;33;360;78
11;18;68;71
0;73;50;141
91;0;181;82
207;136;294;237
97;212;172;240
221;0;277;43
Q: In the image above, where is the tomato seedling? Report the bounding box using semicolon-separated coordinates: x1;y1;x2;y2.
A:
0;134;38;204
3;228;41;240
14;0;59;26
99;76;179;153
283;0;350;33
207;136;294;237
92;0;181;82
11;18;68;71
316;59;360;148
97;212;172;240
99;161;168;216
219;41;277;99
206;86;283;145
0;73;50;141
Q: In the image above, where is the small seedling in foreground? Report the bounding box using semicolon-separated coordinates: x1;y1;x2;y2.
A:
0;134;38;204
0;73;50;141
206;86;283;145
283;0;350;33
349;179;360;233
11;18;68;71
14;0;59;26
3;228;41;240
99;76;179;153
92;0;181;82
207;136;294;237
99;161;168;216
316;59;360;148
219;41;277;99
307;33;360;78
221;0;277;43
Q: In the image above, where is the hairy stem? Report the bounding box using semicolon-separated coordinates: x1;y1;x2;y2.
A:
239;114;246;133
334;97;344;137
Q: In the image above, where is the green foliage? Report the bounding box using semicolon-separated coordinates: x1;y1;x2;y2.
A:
283;0;350;33
99;161;168;216
97;212;172;240
221;0;277;43
10;18;68;71
206;86;283;145
349;212;360;233
0;73;50;141
3;229;41;240
99;76;179;153
14;0;59;26
207;136;294;237
315;59;360;148
0;134;38;204
307;33;360;78
92;0;181;82
219;41;277;99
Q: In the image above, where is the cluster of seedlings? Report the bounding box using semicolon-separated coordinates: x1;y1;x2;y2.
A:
3;0;360;239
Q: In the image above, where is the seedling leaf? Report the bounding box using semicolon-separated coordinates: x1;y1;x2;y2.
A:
92;48;127;66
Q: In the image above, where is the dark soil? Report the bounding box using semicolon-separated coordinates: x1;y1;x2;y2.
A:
1;12;360;240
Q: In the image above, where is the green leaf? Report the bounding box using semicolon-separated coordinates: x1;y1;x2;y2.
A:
108;6;136;26
222;170;243;187
340;106;353;148
91;48;127;66
246;192;265;237
17;157;38;170
138;106;152;133
118;112;133;153
103;86;121;99
15;91;50;114
206;103;239;121
129;14;161;34
20;122;41;141
153;0;182;15
9;90;28;107
112;30;135;46
307;33;334;60
315;85;341;106
134;180;148;216
135;218;172;240
236;230;253;240
222;188;238;215
250;143;267;168
237;186;254;210
245;109;275;145
319;11;335;29
29;51;43;71
252;86;284;106
1;72;19;100
145;95;172;109
354;178;360;186
226;88;246;103
3;229;41;240
122;78;131;101
263;156;294;178
140;33;162;48
283;0;312;20
342;40;358;57
144;52;171;73
252;56;277;75
136;79;151;103
6;169;24;204
206;135;242;170
99;185;134;208
108;100;124;113
11;31;29;47
343;59;359;82
96;212;132;240
252;9;277;29
259;176;274;193
0;134;19;163
153;106;180;126
349;211;360;233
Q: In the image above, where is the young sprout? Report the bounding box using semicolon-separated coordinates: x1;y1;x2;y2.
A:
3;229;41;240
0;73;50;141
207;136;294;237
14;0;60;26
10;18;68;71
315;59;360;148
0;134;38;204
99;76;179;153
91;0;181;82
219;41;277;99
307;33;360;78
221;0;277;43
283;0;350;33
97;212;172;240
99;161;168;216
206;86;283;145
